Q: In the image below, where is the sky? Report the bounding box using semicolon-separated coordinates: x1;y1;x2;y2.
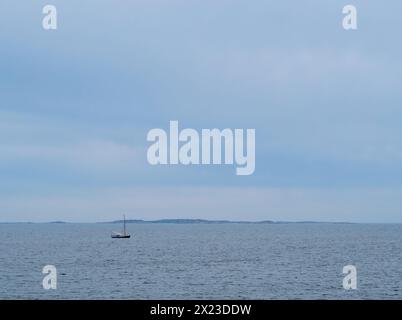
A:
1;0;402;222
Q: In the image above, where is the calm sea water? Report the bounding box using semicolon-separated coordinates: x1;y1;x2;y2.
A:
0;223;401;299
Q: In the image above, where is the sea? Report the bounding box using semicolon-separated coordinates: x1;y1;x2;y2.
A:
0;223;401;299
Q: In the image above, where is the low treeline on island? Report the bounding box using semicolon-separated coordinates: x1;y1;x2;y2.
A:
2;219;353;224
101;219;351;224
106;219;274;224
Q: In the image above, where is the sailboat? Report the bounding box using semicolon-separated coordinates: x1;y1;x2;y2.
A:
111;215;131;239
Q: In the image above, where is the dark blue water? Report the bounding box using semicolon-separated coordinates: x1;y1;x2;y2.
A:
0;223;401;299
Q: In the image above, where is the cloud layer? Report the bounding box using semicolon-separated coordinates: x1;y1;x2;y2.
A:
1;1;402;221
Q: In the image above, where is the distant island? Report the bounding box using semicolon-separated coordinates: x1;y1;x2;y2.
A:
0;219;354;224
102;219;351;224
106;219;274;224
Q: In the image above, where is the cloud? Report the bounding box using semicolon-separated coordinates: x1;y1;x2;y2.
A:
0;111;147;174
1;140;141;169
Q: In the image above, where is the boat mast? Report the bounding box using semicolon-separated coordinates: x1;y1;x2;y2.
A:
123;214;126;236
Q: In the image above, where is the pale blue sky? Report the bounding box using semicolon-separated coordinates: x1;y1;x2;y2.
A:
1;0;402;222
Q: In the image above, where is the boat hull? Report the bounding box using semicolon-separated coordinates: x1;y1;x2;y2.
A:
111;235;131;239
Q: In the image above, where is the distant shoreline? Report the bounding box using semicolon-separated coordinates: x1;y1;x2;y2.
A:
103;219;355;225
0;219;358;224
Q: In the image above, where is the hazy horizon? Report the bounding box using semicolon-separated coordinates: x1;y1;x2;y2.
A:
1;215;400;224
